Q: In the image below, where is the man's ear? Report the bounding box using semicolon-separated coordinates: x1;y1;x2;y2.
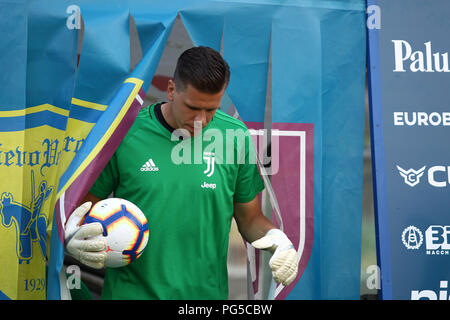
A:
167;79;175;102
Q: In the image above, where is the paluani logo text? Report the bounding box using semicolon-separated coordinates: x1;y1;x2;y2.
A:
392;40;450;72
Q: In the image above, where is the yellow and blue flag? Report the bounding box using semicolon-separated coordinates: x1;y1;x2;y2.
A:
0;0;78;299
0;0;175;299
46;3;176;300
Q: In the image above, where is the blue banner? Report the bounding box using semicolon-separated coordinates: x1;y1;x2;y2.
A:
1;0;366;300
368;0;450;299
182;0;366;299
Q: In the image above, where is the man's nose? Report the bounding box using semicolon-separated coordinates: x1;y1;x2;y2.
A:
194;110;207;127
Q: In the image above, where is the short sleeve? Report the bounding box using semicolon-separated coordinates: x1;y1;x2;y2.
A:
233;132;265;203
89;153;120;199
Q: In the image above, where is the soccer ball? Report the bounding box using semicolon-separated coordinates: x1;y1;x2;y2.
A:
83;198;149;268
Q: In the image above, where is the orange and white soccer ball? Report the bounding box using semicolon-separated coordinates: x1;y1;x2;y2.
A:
83;198;149;268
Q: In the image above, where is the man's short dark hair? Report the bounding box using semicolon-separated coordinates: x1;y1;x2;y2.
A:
173;46;230;94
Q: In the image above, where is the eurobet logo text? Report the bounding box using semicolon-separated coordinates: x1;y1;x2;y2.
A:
401;225;450;256
397;165;450;188
393;111;450;127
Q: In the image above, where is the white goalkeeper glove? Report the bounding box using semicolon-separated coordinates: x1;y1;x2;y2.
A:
64;202;107;269
251;229;299;286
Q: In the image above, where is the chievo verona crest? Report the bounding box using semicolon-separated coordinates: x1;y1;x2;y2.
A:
0;170;52;264
245;122;314;300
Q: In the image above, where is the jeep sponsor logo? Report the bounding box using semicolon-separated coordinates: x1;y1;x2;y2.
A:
201;181;216;190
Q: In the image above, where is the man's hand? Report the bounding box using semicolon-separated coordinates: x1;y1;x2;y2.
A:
65;202;107;269
251;229;299;286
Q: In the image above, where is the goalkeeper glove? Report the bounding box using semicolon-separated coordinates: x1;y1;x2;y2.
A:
65;202;107;269
251;229;299;286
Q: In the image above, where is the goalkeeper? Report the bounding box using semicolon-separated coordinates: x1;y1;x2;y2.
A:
65;46;299;299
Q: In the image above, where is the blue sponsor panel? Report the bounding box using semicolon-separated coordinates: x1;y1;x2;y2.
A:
368;0;450;299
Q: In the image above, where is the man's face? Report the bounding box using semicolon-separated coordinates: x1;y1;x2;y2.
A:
167;79;225;136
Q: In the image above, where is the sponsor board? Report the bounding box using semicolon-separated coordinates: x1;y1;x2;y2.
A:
368;0;450;299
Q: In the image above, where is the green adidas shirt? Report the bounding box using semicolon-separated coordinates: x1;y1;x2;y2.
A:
90;103;265;300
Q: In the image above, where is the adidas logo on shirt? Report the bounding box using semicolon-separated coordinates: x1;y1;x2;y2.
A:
140;158;159;172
